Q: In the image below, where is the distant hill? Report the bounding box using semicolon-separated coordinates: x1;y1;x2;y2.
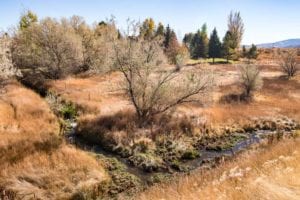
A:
255;39;300;48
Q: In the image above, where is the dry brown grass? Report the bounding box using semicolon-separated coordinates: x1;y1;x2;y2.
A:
0;81;59;150
0;145;109;200
0;82;59;134
204;72;300;124
137;137;300;200
76;110;137;148
258;76;300;121
0;82;109;199
177;76;300;127
203;103;269;124
49;62;300;132
48;72;132;116
76;110;197;152
257;48;300;66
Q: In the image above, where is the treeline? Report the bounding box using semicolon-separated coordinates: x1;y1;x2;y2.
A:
139;18;189;68
10;10;192;91
3;10;260;92
138;11;258;64
183;12;257;63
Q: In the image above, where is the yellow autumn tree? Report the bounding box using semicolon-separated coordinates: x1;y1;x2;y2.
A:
140;18;155;39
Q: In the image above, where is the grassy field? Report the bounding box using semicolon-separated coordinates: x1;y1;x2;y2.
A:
1;52;299;199
1;5;299;199
187;58;236;65
49;61;300;125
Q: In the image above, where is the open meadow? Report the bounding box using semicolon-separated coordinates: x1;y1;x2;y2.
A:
0;2;300;199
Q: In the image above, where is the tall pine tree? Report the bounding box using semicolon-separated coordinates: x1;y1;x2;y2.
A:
190;30;201;59
190;23;209;59
222;31;235;63
166;32;180;64
156;22;165;37
208;28;221;63
163;24;172;49
199;23;209;58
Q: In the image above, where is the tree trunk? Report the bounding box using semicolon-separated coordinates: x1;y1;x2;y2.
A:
246;88;251;98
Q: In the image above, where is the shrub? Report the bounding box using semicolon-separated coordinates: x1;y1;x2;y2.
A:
181;149;200;160
238;64;263;98
76;111;137;149
149;173;171;184
154;115;194;136
278;49;298;78
60;103;77;119
132;137;155;154
128;153;164;172
175;46;189;71
219;93;247;104
246;44;258;60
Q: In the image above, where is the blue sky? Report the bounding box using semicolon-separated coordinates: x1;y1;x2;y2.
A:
1;0;299;44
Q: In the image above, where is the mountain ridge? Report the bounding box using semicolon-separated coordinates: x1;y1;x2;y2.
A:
252;39;300;48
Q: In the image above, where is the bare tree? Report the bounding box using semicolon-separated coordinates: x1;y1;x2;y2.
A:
12;14;119;92
88;18;118;72
111;21;214;125
175;46;189;71
12;17;84;80
61;16;118;73
238;64;263;98
228;11;244;49
279;49;298;78
0;33;21;88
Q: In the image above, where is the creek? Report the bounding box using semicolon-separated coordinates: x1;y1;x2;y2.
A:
64;119;296;185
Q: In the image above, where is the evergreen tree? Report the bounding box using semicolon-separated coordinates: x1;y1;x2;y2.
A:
222;31;235;63
247;44;258;59
166;32;180;64
183;33;194;55
19;10;38;30
199;23;209;58
242;45;247;57
163;24;172;49
208;28;221;63
156;22;165;37
191;24;209;59
98;21;107;27
190;30;202;59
